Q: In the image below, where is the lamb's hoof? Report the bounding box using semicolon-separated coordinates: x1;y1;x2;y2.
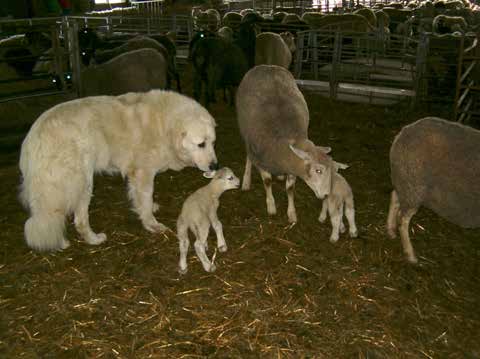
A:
152;202;160;213
387;228;397;239
267;206;277;216
329;236;339;244
60;240;71;250
218;244;228;253
144;220;168;233
86;233;107;245
318;215;326;223
350;229;358;238
340;224;346;233
178;266;188;275
208;263;217;273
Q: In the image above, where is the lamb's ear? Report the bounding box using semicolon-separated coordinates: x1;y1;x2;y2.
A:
289;144;312;161
334;161;349;171
317;146;331;154
203;171;216;179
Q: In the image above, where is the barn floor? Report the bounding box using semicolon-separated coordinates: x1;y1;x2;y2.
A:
0;64;479;359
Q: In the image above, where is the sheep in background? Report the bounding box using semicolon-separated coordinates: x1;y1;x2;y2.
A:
237;65;342;223
223;11;242;28
387;117;480;264
318;166;358;243
177;168;240;274
196;8;222;32
81;48;167;96
354;8;377;27
432;14;468;34
255;32;296;69
191;35;248;107
217;26;234;41
301;12;324;27
93;36;179;92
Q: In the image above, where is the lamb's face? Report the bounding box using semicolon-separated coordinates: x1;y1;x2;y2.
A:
214;167;240;191
181;118;218;172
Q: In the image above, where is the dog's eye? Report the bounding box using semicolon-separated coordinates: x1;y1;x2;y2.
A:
316;169;323;174
198;142;205;148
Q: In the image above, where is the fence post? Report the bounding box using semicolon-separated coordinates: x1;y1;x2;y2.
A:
331;31;342;100
68;20;82;97
414;32;429;106
293;31;305;78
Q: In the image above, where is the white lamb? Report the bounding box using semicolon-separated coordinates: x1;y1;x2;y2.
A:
177;167;240;274
318;166;358;243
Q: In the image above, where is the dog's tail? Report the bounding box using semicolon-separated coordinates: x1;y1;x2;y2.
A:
24;213;67;252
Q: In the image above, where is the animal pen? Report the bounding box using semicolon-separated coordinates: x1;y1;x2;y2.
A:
0;5;479;118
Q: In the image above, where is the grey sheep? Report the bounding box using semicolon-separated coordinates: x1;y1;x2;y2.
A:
81;48;167;96
237;65;345;223
319;168;358;243
255;32;296;70
387;117;480;264
177;168;240;274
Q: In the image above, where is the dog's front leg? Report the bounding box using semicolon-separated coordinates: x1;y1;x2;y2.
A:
128;168;167;233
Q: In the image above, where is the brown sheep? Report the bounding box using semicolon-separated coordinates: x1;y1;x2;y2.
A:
387;117;480;263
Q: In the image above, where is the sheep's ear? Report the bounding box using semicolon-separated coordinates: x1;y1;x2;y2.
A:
317;146;331;154
334;161;349;170
290;144;312;161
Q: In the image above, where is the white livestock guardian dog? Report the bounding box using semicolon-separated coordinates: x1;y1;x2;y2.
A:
19;90;218;251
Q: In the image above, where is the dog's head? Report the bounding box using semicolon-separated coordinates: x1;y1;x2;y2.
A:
179;116;218;173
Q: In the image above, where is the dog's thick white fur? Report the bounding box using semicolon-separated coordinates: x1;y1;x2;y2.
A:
19;90;218;251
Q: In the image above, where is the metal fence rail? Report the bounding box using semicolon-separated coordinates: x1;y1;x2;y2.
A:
454;34;480;124
293;29;419;105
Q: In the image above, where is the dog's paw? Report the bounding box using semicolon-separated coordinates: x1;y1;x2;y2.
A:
86;233;107;245
144;220;168;233
218;244;228;253
178;266;188;275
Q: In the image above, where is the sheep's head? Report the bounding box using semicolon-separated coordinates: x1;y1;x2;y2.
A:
280;32;296;53
206;167;240;191
289;143;334;199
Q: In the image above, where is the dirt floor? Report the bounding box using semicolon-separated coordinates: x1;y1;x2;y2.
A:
0;62;479;359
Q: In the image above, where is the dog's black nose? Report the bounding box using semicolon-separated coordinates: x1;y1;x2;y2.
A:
209;162;219;171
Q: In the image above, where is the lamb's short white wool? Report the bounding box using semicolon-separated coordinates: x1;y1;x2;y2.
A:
20;89;218;251
177;167;240;274
318;164;358;243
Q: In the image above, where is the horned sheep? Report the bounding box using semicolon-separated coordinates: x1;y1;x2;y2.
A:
177;168;240;274
387;117;480;264
237;65;345;223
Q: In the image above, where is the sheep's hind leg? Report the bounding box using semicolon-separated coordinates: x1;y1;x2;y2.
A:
387;190;400;239
194;225;216;273
74;179;107;246
399;207;419;264
259;168;276;216
286;175;297;223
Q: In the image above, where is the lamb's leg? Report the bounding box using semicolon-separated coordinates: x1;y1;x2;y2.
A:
387;190;400;239
328;199;343;243
318;198;328;223
242;155;252;191
193;224;216;272
345;196;358;238
286;175;297;223
128;168;167;233
399;207;418;264
259;168;276;216
209;211;227;252
74;179;107;246
177;219;190;274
